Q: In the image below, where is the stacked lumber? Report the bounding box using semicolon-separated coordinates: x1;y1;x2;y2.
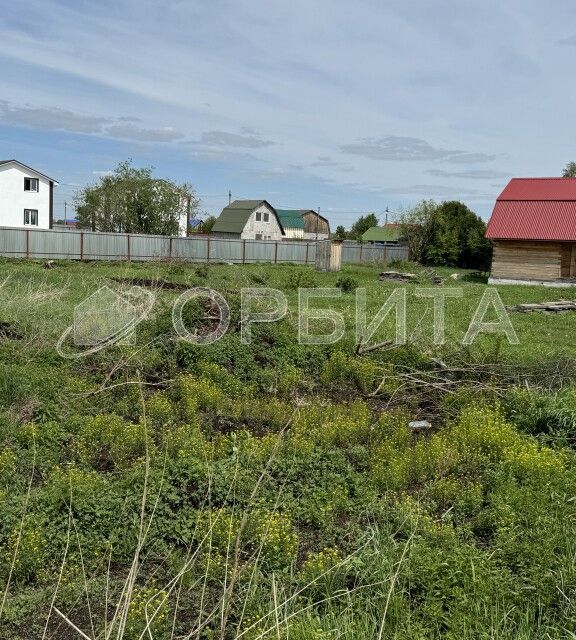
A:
508;300;576;313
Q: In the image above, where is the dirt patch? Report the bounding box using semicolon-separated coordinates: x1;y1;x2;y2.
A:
110;276;189;290
0;321;22;340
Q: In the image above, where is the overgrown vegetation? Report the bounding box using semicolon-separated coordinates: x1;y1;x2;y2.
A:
400;199;493;270
0;259;575;639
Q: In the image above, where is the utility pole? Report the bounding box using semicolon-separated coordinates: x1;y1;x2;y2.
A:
64;201;68;225
228;190;232;205
316;207;320;242
385;206;389;226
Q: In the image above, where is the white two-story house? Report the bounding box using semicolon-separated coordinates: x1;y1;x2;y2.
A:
0;160;58;229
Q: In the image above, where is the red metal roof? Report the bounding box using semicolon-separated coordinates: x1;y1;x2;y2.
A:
486;178;576;241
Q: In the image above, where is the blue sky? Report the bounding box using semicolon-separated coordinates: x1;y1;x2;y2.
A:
1;0;576;227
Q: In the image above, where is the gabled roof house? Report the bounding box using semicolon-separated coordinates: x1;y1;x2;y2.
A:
486;178;576;284
0;159;58;229
276;210;305;239
362;224;406;245
212;200;284;240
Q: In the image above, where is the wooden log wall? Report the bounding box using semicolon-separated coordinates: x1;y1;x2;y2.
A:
491;240;562;281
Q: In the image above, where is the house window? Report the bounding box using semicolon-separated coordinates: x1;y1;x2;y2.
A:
255;233;263;240
255;211;262;221
24;209;38;226
24;178;39;192
263;212;270;222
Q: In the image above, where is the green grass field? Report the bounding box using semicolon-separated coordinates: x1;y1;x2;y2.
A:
1;258;576;639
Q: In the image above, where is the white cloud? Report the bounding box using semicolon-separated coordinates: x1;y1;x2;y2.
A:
0;102;109;133
198;130;274;148
340;135;495;164
426;168;510;180
104;123;184;142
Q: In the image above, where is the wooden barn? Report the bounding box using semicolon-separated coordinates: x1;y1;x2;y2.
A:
486;178;576;285
300;210;330;240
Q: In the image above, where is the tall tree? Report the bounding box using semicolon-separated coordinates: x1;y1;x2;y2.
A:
400;199;492;270
202;215;217;233
333;225;347;240
75;160;200;235
349;213;379;240
563;161;576;177
398;200;437;263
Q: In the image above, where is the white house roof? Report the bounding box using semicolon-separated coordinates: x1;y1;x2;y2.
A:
0;159;59;184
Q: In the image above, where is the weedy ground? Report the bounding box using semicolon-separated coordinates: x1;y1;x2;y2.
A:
0;258;575;639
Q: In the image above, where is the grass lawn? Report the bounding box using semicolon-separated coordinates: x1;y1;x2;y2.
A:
1;257;576;359
0;258;575;639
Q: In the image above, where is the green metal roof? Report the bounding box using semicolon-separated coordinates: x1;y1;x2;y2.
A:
275;209;305;229
212;200;283;234
362;225;405;242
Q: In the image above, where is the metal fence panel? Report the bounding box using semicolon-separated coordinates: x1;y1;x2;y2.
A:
244;240;275;263
129;235;171;261
0;228;28;257
82;232;129;261
209;238;244;263
0;227;408;266
28;228;81;259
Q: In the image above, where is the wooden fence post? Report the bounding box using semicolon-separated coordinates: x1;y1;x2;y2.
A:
127;234;131;261
384;245;388;264
305;243;309;264
243;239;247;264
359;243;363;264
274;241;278;264
80;232;84;261
25;229;29;259
169;237;173;260
207;236;211;262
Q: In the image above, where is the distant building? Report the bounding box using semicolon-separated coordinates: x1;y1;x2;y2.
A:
0;160;58;229
362;223;406;245
275;210;305;239
300;210;330;240
53;218;79;231
212;200;284;240
487;177;576;284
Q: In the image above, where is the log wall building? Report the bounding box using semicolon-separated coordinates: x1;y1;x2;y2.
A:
486;178;576;285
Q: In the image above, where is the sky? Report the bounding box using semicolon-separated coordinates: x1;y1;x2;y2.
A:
1;0;576;227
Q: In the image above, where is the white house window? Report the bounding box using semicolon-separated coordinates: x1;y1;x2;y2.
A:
24;178;39;192
24;209;38;226
263;212;270;222
255;211;262;221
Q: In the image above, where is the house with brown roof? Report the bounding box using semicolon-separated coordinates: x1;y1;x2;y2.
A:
486;178;576;285
300;210;330;240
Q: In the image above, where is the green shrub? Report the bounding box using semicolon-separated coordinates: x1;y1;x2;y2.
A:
76;414;150;470
335;275;358;293
321;350;384;394
283;269;318;289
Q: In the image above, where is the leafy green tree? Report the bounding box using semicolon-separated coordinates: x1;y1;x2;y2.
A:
400;199;492;270
334;225;347;240
76;160;200;235
202;215;217;233
349;213;379;240
399;200;437;263
563;161;576;177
